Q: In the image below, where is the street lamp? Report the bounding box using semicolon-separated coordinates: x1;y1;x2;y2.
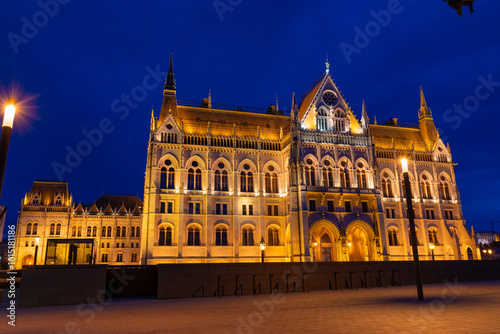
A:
429;243;435;261
259;237;266;263
401;158;424;301
34;237;40;265
0;97;16;199
312;241;318;262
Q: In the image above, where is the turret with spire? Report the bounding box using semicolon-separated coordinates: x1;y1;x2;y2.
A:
361;100;369;131
418;86;438;151
158;51;179;126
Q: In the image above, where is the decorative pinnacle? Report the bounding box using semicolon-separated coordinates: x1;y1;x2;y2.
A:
325;52;330;74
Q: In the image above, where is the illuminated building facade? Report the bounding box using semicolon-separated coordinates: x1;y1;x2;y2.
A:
142;56;479;264
14;181;143;268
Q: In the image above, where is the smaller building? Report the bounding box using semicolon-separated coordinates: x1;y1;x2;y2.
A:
14;181;143;268
476;231;497;246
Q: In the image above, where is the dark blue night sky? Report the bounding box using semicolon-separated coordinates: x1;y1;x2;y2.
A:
1;1;500;237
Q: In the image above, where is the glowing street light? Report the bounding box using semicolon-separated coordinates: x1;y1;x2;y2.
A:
429;243;435;261
401;158;424;301
259;237;266;263
0;97;17;199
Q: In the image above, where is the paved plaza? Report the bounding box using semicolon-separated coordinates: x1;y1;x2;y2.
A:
3;280;500;333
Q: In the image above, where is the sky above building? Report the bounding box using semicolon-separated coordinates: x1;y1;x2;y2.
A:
1;1;500;236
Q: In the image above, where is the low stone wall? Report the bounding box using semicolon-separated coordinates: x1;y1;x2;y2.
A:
18;265;107;308
157;260;500;299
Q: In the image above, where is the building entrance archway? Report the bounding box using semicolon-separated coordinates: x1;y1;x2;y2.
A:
348;226;369;261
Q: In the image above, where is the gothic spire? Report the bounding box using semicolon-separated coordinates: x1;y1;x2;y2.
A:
419;86;432;119
361;100;369;130
165;50;176;90
325;53;330;75
150;107;155;132
291;92;298;120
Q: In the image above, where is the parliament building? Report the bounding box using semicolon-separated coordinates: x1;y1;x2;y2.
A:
14;56;479;267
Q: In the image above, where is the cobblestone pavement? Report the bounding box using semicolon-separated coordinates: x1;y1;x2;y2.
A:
3;280;500;334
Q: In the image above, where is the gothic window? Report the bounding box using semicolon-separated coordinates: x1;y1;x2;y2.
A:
87;226;92;237
32;194;40;205
136;227;140;237
428;229;439;245
215;226;228;246
357;169;367;188
222;171;228;191
240;172;247;192
187;226;201;246
340;166;350;188
55;195;62;205
271;173;278;193
107;226;112;237
167;167;175;189
334;110;346;132
101;253;109;262
242;227;254;246
421;181;432;199
317;107;329;131
160;167;167;189
439;181;451;200
72;225;76;237
116;253;123;262
131;253;138;262
102;227;106;237
121;226;126;238
401;180;413;198
116;226;121;237
388;229;398;246
188;168;194;189
92;226;97;237
131;227;135;238
56;223;61;236
265;173;271;193
32;223;38;235
305;167;315;186
195;169;202;190
26;223;32;235
159;226;172;246
267;227;280;246
322;167;334;187
50;223;55;236
215;170;221;191
321;233;332;243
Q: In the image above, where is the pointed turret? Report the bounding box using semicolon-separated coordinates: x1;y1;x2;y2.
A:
361;100;369;130
150;108;156;132
325;53;330;75
418;86;438;151
158;51;179;126
291;92;298;122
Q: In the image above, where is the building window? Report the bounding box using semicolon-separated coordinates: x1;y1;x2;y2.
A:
32;223;38;235
327;200;334;212
188;168;203;190
361;201;368;213
159;226;172;246
386;208;396;218
388;229;398;246
215;226;228;246
116;253;123;262
309;200;316;211
107;226;112;237
216;203;228;215
421;181;432;199
267;204;278;216
187;226;201;246
160;202;166;213
56;223;61;236
323;167;334;187
444;210;454;220
242;227;254;246
167;167;175;189
428;229;439;245
102;227;107;237
195;169;202;190
305;167;316;186
92;226;97;237
357;169;368;188
117;226;121;237
425;209;435;219
340;166;350;188
267;227;280;246
167;201;173;213
271;173;278;193
101;253;108;262
50;223;55;236
242;204;253;215
381;179;394;198
71;225;76;237
121;227;126;237
439;182;451;200
401;180;412;198
77;225;81;237
241;172;254;192
188;202;201;214
87;226;92;237
344;201;351;212
131;253;138;262
160;167;167;189
131;227;135;237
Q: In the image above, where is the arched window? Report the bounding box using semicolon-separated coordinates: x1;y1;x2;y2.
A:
56;223;61;236
428;229;439;245
159;226;172;246
321;233;332;243
92;226;97;237
26;223;32;235
71;225;76;237
440;181;451;200
160;167;167;189
187;226;201;246
215;170;221;191
222;171;228;191
116;226;121;237
215;226;228;246
50;223;55;236
131;226;135;238
388;229;398;246
421;181;432;199
267;227;280;246
32;223;38;235
101;253;108;262
102;227;107;237
107;226;112;237
242;227;254;246
357;169;367;188
323;167;334;187
116;253;123;262
340;167;350;188
195;169;202;190
247;172;254;192
271;173;278;193
305;167;316;186
131;253;138;262
240;172;247;192
77;225;82;237
188;168;194;190
87;226;92;237
265;173;271;193
136;227;140;238
168;167;175;189
121;226;126;238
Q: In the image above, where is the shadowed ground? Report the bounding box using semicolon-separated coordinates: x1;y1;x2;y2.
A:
4;280;500;333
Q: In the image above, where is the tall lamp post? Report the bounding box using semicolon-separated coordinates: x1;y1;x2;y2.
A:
34;237;40;265
401;158;424;301
429;243;435;261
0;97;16;199
259;237;266;263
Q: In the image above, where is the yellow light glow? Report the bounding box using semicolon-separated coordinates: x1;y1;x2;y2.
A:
401;158;408;173
36;237;40;246
313;242;318;247
488;250;492;254
483;249;487;253
347;242;352;247
3;104;15;128
429;243;434;250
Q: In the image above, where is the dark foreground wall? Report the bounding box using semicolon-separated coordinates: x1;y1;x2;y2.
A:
157;260;500;299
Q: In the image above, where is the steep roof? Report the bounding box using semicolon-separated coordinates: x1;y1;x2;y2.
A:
28;181;69;206
370;124;428;151
94;195;143;212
